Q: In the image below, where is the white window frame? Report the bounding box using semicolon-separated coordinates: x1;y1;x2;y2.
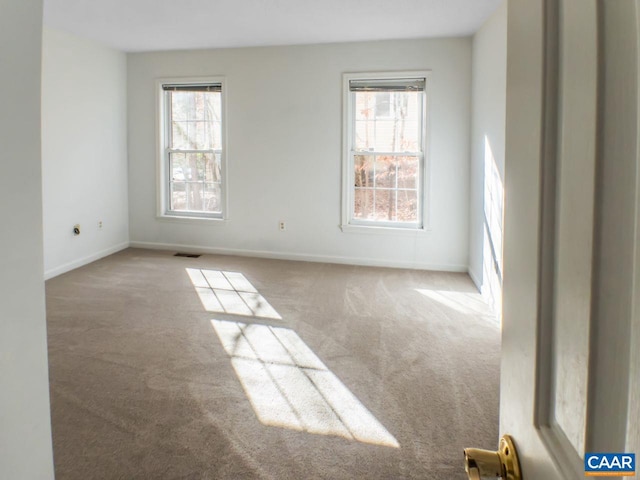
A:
156;76;228;222
341;71;430;233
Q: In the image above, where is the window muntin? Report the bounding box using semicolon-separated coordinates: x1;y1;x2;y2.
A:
346;75;427;228
161;82;224;218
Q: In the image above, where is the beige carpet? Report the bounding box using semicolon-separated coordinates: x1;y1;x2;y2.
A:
46;248;500;479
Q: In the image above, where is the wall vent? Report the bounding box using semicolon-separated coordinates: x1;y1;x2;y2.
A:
174;252;201;258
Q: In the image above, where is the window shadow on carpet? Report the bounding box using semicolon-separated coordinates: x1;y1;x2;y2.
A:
211;319;399;448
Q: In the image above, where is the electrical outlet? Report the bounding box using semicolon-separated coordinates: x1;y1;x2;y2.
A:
279;221;286;231
98;221;103;229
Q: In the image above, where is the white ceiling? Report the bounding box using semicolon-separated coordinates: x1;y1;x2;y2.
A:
43;0;502;53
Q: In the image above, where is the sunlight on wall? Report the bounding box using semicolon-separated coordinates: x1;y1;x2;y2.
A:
186;268;281;319
482;135;504;319
211;319;400;448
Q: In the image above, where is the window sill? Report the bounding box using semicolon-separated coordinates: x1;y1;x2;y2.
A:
340;224;430;236
156;214;228;226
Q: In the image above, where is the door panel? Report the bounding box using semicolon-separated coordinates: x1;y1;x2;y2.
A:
500;0;639;478
501;0;564;477
551;0;597;458
629;2;640;454
588;0;638;455
629;0;640;454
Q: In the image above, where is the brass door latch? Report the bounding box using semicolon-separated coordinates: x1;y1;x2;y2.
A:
464;435;522;480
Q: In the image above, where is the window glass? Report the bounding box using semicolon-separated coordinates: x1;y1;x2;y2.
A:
161;82;224;218
346;75;426;228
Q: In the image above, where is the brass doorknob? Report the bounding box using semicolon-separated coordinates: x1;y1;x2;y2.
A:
464;435;522;480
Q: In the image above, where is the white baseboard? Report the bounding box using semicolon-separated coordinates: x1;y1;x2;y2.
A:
44;242;130;280
468;267;483;292
129;240;468;272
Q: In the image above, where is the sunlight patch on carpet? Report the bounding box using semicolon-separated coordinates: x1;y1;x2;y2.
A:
211;319;399;448
415;289;493;317
186;268;281;319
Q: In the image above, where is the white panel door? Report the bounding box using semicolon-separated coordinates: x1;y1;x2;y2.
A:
495;0;640;479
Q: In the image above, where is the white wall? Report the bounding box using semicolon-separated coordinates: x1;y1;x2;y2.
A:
0;1;55;478
127;38;472;270
469;2;507;312
42;28;129;279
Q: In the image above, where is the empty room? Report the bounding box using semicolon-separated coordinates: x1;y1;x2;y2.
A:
2;1;640;479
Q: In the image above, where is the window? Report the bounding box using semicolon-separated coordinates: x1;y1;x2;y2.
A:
159;79;226;219
342;72;428;230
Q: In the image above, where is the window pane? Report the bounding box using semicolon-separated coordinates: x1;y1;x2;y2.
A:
170;91;221;150
352;154;421;224
355;92;375;121
374;189;397;221
397;156;419;189
374;120;396;151
399;120;420;152
374;156;397;189
170;91;189;121
397;190;418;222
353;189;374;220
203;183;222;213
169;152;220;212
374;92;391;117
353;155;374;188
171;182;187;210
354;120;375;151
353;91;421;152
170;152;187;181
